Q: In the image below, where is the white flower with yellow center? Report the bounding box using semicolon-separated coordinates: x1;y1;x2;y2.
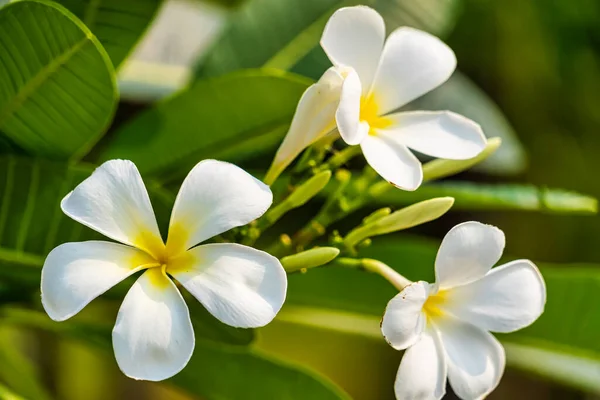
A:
41;159;287;381
381;221;546;399
266;6;487;189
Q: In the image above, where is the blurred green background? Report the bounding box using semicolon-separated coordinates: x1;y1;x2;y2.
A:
2;0;600;399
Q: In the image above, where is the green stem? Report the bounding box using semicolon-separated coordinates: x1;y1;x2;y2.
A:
317;145;361;173
333;257;411;291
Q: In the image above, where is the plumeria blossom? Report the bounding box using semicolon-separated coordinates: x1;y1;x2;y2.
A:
381;221;546;399
41;159;287;381
265;6;487;189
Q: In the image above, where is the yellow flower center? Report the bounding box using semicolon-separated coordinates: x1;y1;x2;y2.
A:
359;94;392;131
130;225;196;287
423;290;447;320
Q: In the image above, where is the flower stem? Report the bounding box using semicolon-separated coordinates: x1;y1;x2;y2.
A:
333;257;411;291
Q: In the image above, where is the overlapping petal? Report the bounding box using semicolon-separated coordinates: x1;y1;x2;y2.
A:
381;281;429;350
443;260;546;333
360;133;423;191
167;160;272;254
394;327;447;400
370;27;457;115
321;6;385;93
41;241;155;321
438;317;505;400
376;111;486;160
61;160;164;258
113;268;195;381
435;221;505;290
171;243;287;328
336;69;370;145
264;67;344;185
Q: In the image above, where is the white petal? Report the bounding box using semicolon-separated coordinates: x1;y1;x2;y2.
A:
321;6;385;92
438;318;505;399
395;327;447;400
443;260;546;333
336;69;368;145
167;160;272;254
435;221;505;290
381;281;429;350
41;241;155;321
61;160;163;257
113;268;194;381
360;133;423;191
370;27;457;114
264;67;343;185
379;111;487;160
171;243;287;328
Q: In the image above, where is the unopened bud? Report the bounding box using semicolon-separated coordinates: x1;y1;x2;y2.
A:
423;137;501;181
287;170;332;208
280;247;340;273
344;197;455;248
362;208;392;225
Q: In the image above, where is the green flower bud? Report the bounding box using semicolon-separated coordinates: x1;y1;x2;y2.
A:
280;247;340;273
423;137;501;182
344;197;455;248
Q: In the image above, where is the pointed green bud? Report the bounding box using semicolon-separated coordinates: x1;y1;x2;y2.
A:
286;170;332;208
423;137;502;182
362;207;392;225
258;170;332;231
280;247;340;273
344;197;455;248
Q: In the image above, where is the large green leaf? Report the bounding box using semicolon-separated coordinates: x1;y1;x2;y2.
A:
0;0;118;160
2;307;350;400
195;0;462;77
55;0;164;67
371;181;598;215
96;70;310;183
406;72;528;175
0;325;52;400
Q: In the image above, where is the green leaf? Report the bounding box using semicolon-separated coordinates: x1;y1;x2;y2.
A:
3;307;350;400
0;325;52;400
407;72;528;175
196;0;462;78
96;70;310;182
371;181;598;215
55;0;164;67
0;0;118;160
0;383;27;400
503;341;600;394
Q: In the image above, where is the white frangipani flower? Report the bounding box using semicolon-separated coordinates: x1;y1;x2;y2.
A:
381;221;546;399
265;6;487;189
41;159;287;381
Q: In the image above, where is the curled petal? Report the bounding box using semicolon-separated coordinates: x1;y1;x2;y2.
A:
381;281;429;350
170;243;287;328
41;241;155;321
377;111;487;160
167;160;272;254
336;69;368;145
443;260;546;333
113;269;194;381
264;67;343;185
435;221;505;290
321;5;385;92
370;27;456;114
61;160;163;257
360;133;423;191
394;327;447;400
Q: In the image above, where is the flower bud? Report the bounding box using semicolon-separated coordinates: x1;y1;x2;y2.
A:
280;247;340;273
423;137;501;181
